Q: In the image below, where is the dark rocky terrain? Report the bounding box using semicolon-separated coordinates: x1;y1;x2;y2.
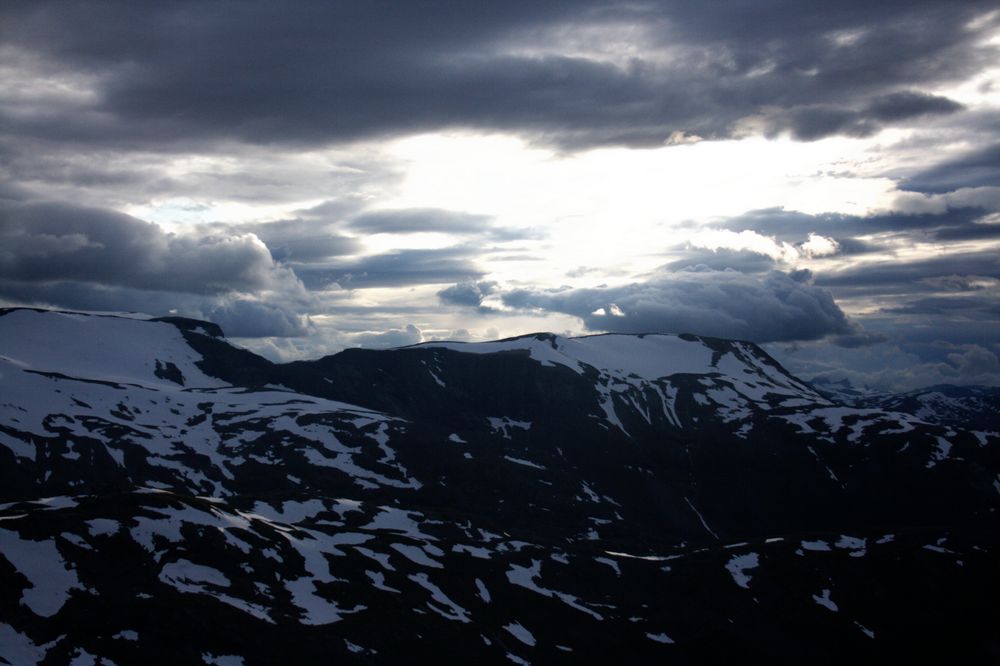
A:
1;307;998;664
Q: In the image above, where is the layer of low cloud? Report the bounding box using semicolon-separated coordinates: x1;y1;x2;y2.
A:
489;268;859;343
773;338;1000;391
351;324;424;349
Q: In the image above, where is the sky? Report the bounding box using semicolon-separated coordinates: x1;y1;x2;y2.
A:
2;1;999;391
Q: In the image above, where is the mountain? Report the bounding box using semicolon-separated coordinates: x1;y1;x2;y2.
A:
862;385;1000;432
809;376;888;404
812;377;1000;432
1;308;998;664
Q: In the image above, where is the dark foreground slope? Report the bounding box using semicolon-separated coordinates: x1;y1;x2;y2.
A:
1;308;998;664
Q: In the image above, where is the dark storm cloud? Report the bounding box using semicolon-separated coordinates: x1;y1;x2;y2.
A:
816;251;1000;293
902;143;1000;194
295;247;484;290
766;106;880;142
934;222;1000;242
500;268;857;343
867;91;966;122
0;200;298;294
1;1;995;150
762;92;965;141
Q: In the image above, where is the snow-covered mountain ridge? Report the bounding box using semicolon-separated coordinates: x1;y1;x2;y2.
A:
1;308;998;664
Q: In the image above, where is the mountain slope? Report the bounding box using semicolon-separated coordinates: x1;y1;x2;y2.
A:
1;308;998;664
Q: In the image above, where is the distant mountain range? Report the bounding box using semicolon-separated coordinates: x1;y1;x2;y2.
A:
812;377;1000;432
1;308;998;664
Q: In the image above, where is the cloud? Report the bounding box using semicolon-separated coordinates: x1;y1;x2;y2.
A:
236;218;362;263
0;197;316;337
867;91;966;122
2;2;996;150
2;1;998;390
686;229;799;263
347;209;491;235
890;186;1000;218
500;267;858;343
757;92;964;141
774;341;1000;391
946;344;1000;380
799;233;840;258
902;142;1000;194
832;237;886;256
664;248;777;274
437;281;499;308
721;206;993;247
344;207;540;242
208;299;311;338
817;250;1000;294
775;278;1000;388
681;228;840;264
350;324;424;348
295;247;484;290
0;200;301;295
828;330;889;349
0;280;312;339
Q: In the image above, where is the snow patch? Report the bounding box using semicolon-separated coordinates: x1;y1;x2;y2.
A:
0;530;82;617
504;455;546;470
391;543;443;568
504;622;536;646
408;573;471;623
813;588;838;612
594;556;621;576
725;552;759;589
475;578;491;603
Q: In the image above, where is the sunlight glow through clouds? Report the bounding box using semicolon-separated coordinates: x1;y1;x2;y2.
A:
126;197;329;231
381;131;902;282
